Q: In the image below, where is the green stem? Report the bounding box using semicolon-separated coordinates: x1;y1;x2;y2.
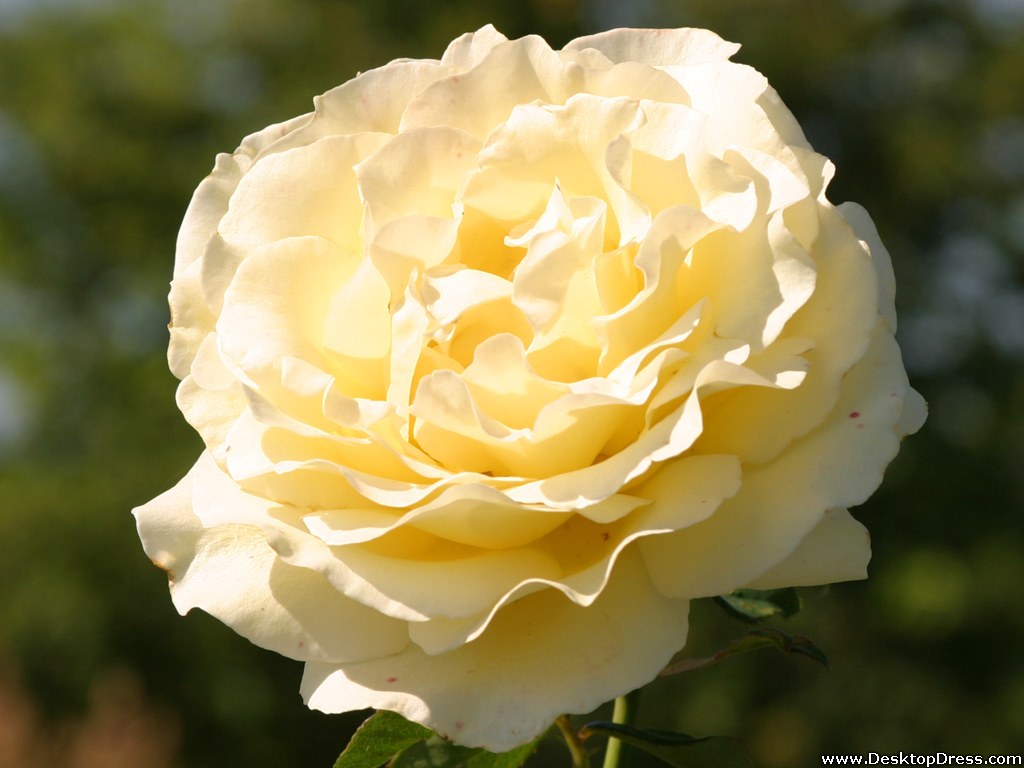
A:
556;715;591;768
602;688;642;768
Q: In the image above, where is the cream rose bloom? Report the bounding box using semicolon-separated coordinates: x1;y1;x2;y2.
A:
135;26;925;751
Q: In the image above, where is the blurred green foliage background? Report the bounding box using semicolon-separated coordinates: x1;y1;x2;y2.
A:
1;0;1022;765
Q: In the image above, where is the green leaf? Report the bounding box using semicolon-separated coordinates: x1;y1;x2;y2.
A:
334;711;434;768
390;734;541;768
714;587;802;623
660;626;829;677
580;722;754;768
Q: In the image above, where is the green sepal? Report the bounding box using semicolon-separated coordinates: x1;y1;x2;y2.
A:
333;710;433;768
390;734;541;768
579;722;754;768
661;626;829;676
714;587;802;623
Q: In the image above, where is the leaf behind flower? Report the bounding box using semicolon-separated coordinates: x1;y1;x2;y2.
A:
660;626;829;676
334;711;433;768
390;735;540;768
334;710;541;768
580;722;754;768
714;588;802;623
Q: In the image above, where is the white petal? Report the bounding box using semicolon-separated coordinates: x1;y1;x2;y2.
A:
175;373;247;461
897;385;928;437
215;236;376;406
688;203;880;464
565;27;740;68
300;549;689;751
440;25;510;69
357;126;480;232
173;109;310;279
167;256;215;379
745;508;871;589
133;454;409;664
641;324;917;597
402;34;566;140
577;60;691;105
218;133;389;252
300;454;737;629
462;95;647;246
675;59;809;164
305;482;570;550
837;201;898;330
270;60;450;151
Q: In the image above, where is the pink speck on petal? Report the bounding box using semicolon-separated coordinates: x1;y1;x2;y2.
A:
849;411;860;419
386;677;398;683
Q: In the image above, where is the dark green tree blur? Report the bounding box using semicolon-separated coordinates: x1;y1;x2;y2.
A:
0;0;1021;765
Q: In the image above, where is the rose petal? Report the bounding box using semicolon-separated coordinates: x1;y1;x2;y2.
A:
838;200;898;330
300;549;689;752
745;508;871;589
462;94;647;246
133;454;409;664
305;482;571;550
674;58;810;170
175;374;247;461
439;25;510;69
401;34;567;140
216;236;378;409
595;205;723;373
640;324;917;597
412;363;642;478
576;60;692;105
689;203;879;463
405;452;735;655
218;133;389;253
280;523;562;622
565;27;741;68
173;110;311;278
167;256;215;379
270;60;451;152
369;215;462;299
625;101;757;227
357;126;480;234
281;455;735;627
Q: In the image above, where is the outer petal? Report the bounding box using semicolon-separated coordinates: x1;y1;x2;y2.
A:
175;372;247;461
269;60;451;150
218;133;390;253
300;549;688;752
175;112;313;278
132;454;409;664
745;508;871;589
401;34;568;140
838;201;898;330
565;28;741;68
168;114;315;378
640;324;916;597
674;59;810;178
167;256;216;379
689;203;880;465
405;453;740;655
439;25;510;69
